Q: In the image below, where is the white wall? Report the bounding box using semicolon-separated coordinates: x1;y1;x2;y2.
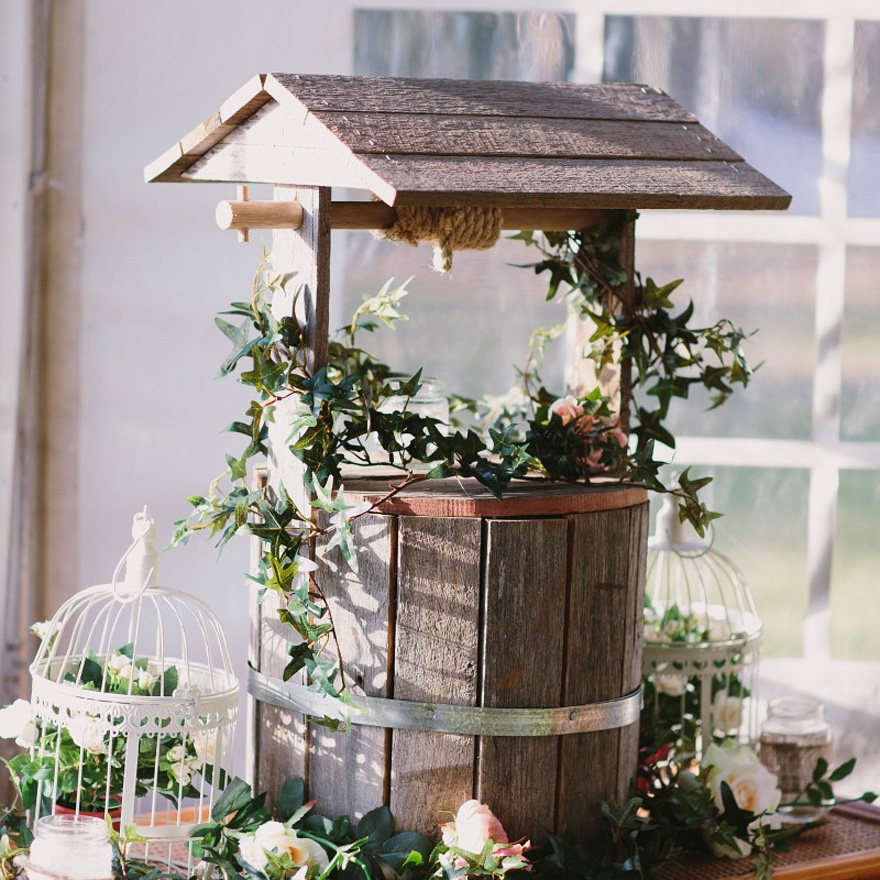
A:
74;0;355;768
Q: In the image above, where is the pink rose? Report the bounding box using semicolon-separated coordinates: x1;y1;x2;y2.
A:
442;799;507;854
548;396;584;426
572;414;597;437
600;416;627;448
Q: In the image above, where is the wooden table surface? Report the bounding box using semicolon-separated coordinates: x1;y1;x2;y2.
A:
656;803;880;880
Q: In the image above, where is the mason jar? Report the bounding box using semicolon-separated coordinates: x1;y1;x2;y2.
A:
362;377;450;469
28;815;113;879
759;697;833;823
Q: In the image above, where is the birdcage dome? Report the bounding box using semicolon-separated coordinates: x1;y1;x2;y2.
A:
642;496;762;761
26;509;238;868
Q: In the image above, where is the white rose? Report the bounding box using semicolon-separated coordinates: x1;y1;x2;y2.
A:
30;620;61;646
193;731;217;765
655;672;686;697
106;653;132;677
712;693;743;733
67;715;108;755
166;744;187;763
703;743;781;816
0;700;35;747
136;669;156;692
168;761;193;786
707;617;732;642
238;831;269;872
250;821;330;873
15;721;38;749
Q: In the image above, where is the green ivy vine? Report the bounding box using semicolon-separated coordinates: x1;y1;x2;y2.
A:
173;210;755;708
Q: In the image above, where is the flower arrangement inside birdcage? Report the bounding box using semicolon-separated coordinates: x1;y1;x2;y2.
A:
641;496;763;767
4;509;239;864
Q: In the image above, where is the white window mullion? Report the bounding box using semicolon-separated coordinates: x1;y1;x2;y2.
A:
804;14;855;661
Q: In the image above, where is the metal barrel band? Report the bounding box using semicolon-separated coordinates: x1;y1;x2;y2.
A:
248;668;641;737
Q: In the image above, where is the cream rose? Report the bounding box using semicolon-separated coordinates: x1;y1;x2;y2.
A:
239;821;329;875
30;619;61;646
703;742;781;816
67;715;108;755
136;668;156;692
106;652;132;677
193;731;217;765
0;699;37;748
655;672;686;697
711;693;743;733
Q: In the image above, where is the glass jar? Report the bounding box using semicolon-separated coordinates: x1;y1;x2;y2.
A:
759;697;833;824
29;815;113;879
361;378;450;469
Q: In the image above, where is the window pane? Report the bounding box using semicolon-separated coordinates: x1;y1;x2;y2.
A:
604;16;823;215
355;10;574;80
831;472;880;660
849;22;880;217
339;234;568;400
652;466;809;657
842;247;880;441
636;240;816;439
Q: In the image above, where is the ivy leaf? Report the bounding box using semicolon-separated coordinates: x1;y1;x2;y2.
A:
210;777;254;822
379;832;432;871
357;806;393;849
277;777;306;823
215;316;255;377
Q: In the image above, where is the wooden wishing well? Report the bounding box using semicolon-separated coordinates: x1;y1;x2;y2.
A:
147;74;790;841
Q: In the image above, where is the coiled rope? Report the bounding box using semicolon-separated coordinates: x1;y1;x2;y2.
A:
375;205;503;273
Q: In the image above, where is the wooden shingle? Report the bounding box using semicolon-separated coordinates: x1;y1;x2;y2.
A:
145;73;790;211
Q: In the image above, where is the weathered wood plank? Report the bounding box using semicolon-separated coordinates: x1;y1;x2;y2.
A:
308;514;395;821
305;114;741;163
220;99;737;163
391;516;482;835
366;156;792;210
342;477;647;518
255;587;307;803
268;74;696;123
556;505;648;838
478;519;568;843
615;502;649;804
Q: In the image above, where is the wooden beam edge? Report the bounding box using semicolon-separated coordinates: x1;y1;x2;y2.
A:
144;73;269;183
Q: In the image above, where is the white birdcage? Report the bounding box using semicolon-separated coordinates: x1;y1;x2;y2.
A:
642;496;762;763
27;508;238;869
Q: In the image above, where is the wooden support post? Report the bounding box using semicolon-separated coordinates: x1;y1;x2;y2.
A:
568;214;637;433
253;185;331;802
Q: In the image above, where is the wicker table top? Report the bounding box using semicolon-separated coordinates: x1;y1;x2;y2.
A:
656;804;880;880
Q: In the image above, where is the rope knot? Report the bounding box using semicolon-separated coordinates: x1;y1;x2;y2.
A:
375;205;503;273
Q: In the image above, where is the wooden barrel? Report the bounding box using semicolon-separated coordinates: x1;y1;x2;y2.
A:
250;477;648;843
